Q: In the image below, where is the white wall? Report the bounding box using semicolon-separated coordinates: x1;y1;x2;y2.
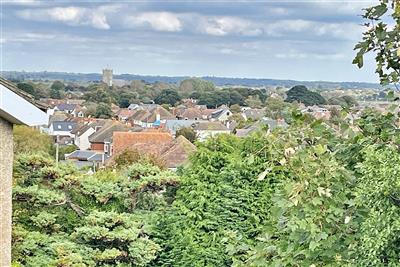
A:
76;127;95;150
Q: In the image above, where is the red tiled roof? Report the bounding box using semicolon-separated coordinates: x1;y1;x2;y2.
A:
174;107;203;120
160;135;196;168
113;131;173;155
116;109;136;118
111;133;196;168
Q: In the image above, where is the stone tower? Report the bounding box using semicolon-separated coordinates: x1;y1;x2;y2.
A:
102;68;113;87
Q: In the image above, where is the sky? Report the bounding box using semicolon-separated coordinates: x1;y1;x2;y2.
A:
1;0;380;82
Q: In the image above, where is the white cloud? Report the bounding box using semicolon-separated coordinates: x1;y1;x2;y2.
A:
264;19;362;40
199;16;262;36
125;12;182;32
17;6;115;29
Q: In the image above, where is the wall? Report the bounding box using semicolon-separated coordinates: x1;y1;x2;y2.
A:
91;142;104;151
76;128;95;150
0;117;13;267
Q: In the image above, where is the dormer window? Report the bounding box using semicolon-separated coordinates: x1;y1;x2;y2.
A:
68;125;72;129
57;125;61;129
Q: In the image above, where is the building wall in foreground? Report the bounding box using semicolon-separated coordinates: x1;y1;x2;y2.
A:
0;117;13;267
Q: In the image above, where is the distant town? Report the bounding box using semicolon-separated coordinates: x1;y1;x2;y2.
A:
1;68;395;172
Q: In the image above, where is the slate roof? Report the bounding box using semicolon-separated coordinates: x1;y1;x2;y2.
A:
70;122;85;134
65;150;109;161
0;77;47;110
164;120;197;133
211;108;229;119
51;121;77;132
49;113;69;125
128;104;139;110
89;121;131;143
71;120;107;136
56;103;77;111
193;121;229;131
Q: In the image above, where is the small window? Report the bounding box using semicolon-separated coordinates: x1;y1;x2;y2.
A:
57;125;61;129
68;125;72;129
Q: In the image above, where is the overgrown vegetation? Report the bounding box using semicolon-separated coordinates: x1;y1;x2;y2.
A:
12;156;178;266
13;108;400;266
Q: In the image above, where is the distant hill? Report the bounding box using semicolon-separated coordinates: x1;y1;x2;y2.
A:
0;71;382;90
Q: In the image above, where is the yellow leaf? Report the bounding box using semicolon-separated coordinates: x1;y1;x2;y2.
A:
397;48;400;57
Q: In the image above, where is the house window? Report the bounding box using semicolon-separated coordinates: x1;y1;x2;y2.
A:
68;125;72;129
57;125;61;129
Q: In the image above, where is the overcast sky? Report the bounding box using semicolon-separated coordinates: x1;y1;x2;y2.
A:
2;0;380;82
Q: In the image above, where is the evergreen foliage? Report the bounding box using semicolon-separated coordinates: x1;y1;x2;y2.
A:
12;155;178;266
285;85;326;106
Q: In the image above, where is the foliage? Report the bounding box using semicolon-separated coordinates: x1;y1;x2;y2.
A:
84;87;113;104
285;85;326;106
53;144;78;161
51;81;65;91
50;81;65;99
12;154;179;266
264;97;294;120
352;146;400;265
245;95;263;108
175;127;197;143
111;149;166;169
13;109;400;266
17;82;35;96
230;104;242;114
13;126;53;156
179;78;215;95
156;134;279;266
328;95;358;108
94;102;113;119
353;0;400;86
154;89;182;106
